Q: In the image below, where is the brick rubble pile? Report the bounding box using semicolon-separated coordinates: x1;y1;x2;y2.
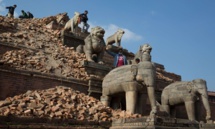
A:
0;86;141;121
0;13;177;82
0;13;90;80
0;47;88;80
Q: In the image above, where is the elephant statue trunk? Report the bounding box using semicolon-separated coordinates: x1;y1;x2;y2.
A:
201;93;211;121
195;79;211;121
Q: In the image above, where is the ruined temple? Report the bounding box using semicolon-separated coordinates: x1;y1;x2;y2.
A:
0;13;214;129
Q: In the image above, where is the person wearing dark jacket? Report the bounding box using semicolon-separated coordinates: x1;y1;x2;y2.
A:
6;4;17;18
19;10;28;18
27;11;34;18
79;10;90;33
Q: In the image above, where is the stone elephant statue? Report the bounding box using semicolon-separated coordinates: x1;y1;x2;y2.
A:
161;79;211;122
101;44;157;116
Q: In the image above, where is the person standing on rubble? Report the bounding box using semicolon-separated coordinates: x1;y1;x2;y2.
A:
6;4;17;18
79;10;90;33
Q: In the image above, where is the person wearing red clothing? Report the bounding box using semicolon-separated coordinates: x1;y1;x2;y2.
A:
106;47;127;67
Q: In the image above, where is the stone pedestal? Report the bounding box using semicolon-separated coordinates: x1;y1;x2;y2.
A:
61;29;89;49
111;116;201;129
199;122;215;129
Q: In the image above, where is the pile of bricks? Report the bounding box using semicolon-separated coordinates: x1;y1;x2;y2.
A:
0;48;89;80
0;86;141;121
0;13;92;80
0;13;68;51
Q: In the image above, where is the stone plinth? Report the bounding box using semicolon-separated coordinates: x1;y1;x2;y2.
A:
111;116;200;129
61;29;89;49
0;116;110;129
80;61;112;96
199;122;215;129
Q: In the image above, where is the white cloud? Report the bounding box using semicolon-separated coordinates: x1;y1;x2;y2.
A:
87;22;143;44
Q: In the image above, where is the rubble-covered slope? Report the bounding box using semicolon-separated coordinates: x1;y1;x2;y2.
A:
0;14;90;80
0;13;178;82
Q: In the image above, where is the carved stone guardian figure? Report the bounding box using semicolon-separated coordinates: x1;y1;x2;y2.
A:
83;26;106;64
64;12;80;33
161;79;211;122
106;29;125;47
101;44;157;116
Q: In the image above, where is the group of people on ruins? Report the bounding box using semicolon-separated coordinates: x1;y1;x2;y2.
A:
6;4;34;18
5;4;136;67
5;4;88;33
5;4;33;19
19;10;34;19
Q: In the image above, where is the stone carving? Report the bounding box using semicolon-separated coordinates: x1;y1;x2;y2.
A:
64;12;80;33
135;43;152;62
161;79;211;122
83;26;106;64
106;29;125;47
101;44;157;116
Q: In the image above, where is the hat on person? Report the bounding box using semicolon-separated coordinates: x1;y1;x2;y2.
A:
85;10;88;13
13;4;17;7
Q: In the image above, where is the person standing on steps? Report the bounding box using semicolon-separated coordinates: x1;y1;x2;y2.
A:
79;10;90;33
106;47;128;68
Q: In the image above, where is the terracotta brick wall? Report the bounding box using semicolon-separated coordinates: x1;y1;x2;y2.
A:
0;67;88;100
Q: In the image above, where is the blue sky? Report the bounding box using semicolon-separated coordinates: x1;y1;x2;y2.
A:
0;0;215;91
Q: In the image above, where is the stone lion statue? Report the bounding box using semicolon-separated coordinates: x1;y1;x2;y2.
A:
83;26;106;64
64;12;80;33
106;29;125;47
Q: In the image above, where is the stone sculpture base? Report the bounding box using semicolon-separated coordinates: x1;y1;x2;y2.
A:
60;29;89;48
199;122;215;129
111;116;215;129
80;61;112;97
